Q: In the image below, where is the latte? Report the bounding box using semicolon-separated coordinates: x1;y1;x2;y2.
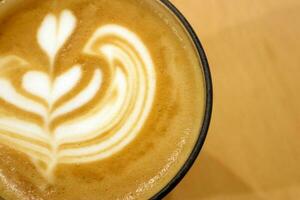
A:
0;0;206;199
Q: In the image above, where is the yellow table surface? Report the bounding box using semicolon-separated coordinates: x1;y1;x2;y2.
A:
166;0;300;199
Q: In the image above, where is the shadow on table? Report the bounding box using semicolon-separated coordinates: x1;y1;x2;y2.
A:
165;152;254;200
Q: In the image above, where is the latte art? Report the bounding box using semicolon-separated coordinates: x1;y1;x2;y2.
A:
0;9;156;181
0;1;207;199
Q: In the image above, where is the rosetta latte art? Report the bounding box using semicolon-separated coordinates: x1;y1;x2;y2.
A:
0;10;156;181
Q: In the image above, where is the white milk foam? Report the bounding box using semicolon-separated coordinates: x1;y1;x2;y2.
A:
0;9;156;181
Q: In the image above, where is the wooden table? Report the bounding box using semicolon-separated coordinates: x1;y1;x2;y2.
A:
167;0;300;199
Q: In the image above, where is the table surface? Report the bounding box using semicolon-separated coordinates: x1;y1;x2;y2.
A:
166;0;300;199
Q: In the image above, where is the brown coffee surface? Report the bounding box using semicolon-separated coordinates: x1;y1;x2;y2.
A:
0;0;205;199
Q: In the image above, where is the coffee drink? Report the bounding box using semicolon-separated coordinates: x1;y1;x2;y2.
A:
0;0;206;199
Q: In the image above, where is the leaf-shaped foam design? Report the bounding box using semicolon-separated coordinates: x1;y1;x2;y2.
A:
23;65;82;104
0;79;47;117
23;71;51;101
0;118;49;142
51;69;102;119
0;10;156;181
51;65;82;103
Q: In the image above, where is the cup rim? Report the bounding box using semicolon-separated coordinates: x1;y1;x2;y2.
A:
150;0;213;199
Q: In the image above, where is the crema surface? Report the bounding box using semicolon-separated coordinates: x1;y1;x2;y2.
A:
0;0;205;199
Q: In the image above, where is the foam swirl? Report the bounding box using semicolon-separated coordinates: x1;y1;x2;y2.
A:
0;10;156;181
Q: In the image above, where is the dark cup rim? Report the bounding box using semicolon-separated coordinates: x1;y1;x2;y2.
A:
150;0;213;199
